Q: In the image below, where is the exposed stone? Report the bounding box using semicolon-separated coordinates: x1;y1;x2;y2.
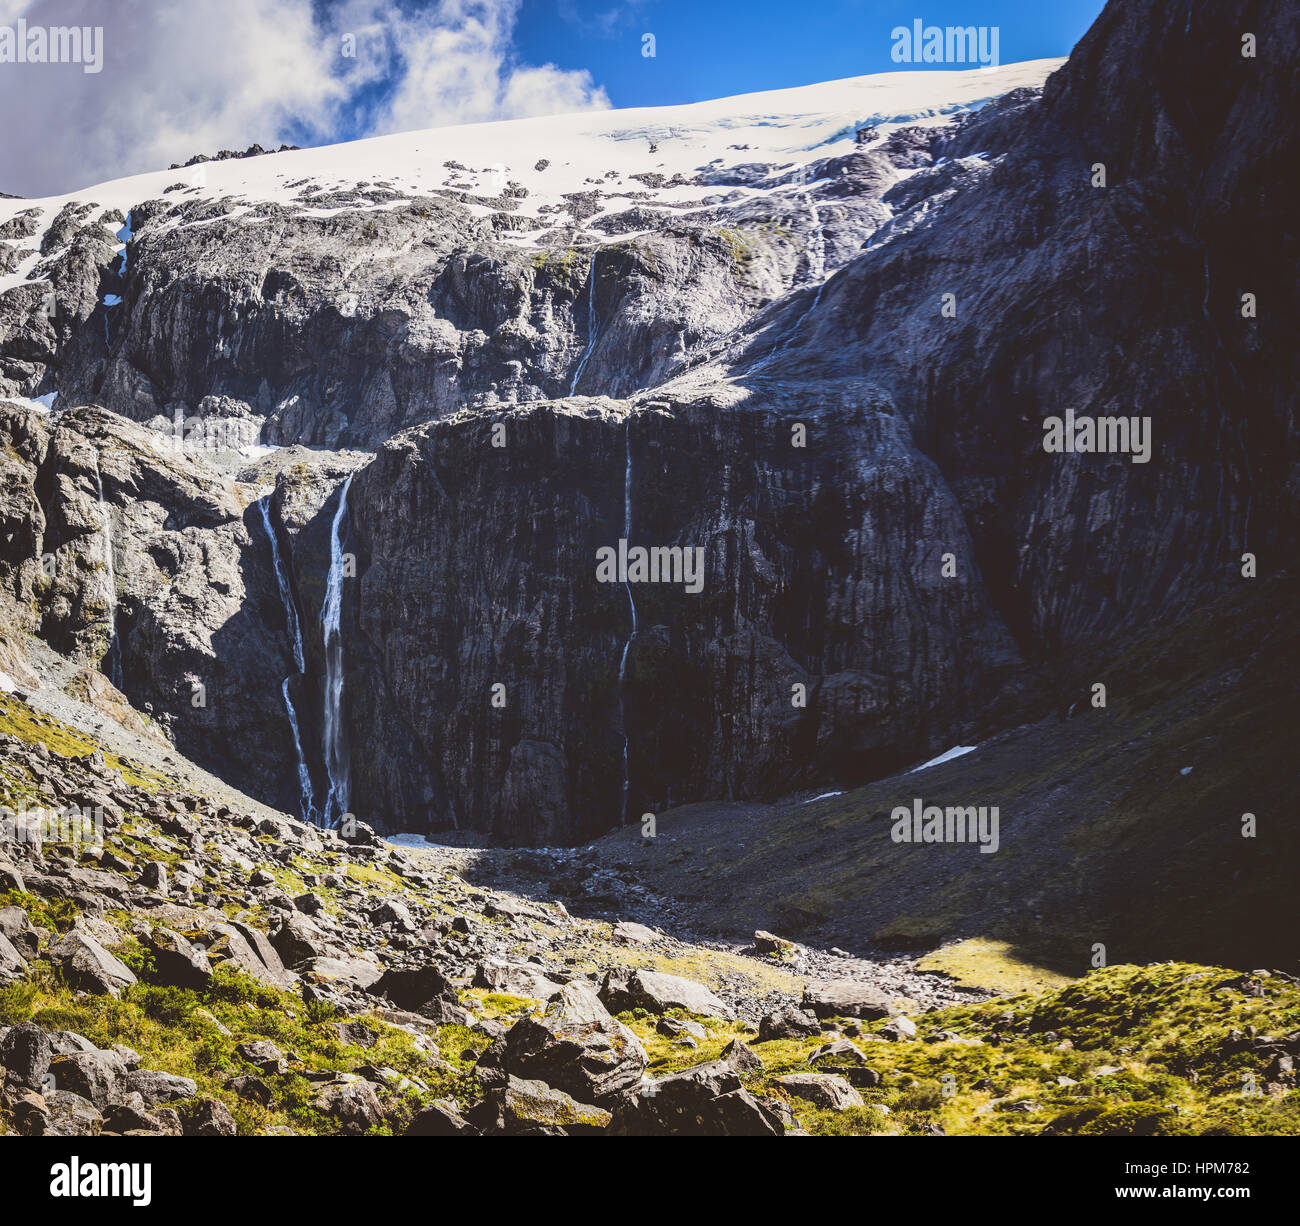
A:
757;1005;821;1041
600;969;733;1019
185;1097;238;1136
802;980;895;1021
775;1072;864;1110
45;931;137;996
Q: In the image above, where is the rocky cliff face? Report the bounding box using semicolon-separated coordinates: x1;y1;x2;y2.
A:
0;403;309;812
329;0;1298;840
0;0;1295;844
344;387;1024;839
3;146;894;449
709;0;1300;661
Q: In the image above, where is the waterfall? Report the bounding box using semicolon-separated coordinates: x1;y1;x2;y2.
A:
804;187;826;281
569;249;602;396
321;473;354;828
616;421;637;824
748;183;830;374
93;454;121;688
257;495;318;825
282;678;317;826
748;278;829;374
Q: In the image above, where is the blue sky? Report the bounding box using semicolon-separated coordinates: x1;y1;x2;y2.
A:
313;0;1107;147
513;0;1106;108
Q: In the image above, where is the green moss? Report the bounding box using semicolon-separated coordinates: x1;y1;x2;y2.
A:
0;693;169;791
0;889;79;932
618;1011;749;1075
0;959;465;1135
589;963;1300;1137
462;989;536;1019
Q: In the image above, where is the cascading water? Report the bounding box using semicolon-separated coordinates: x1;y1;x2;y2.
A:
747;278;829;374
257;495;318;826
93;454;121;688
616;421;637;824
321;473;354;828
804;186;826;281
748;180;832;373
569;249;602;396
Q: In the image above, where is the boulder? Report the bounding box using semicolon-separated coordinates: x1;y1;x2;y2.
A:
802;979;895;1020
757;1005;821;1041
124;1068;198;1104
269;912;337;964
405;1101;478;1136
332;1020;379;1049
809;1039;869;1066
103;1095;181;1136
721;1037;763;1073
313;1079;384;1135
144;926;213;989
204;921;294;988
0;1020;52;1089
612;920;658;944
543;979;610;1026
472;959;564;1000
0;930;27;977
48;1049;127;1109
235;1039;286;1074
476;990;648;1106
370;899;413;928
0;906;41;960
599;969;734;1019
297;955;383;991
8;1089;51;1135
754;930;794;955
775;1072;865;1110
185;1097;237;1136
44;1089;105;1136
372;964;458;1015
657;1016;707;1040
880;1016;918;1041
45;931;136;996
474;1075;611;1134
613;1061;786;1136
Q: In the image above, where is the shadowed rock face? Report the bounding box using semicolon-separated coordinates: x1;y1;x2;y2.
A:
343;390;1024;840
0;0;1295;844
322;0;1297;840
718;0;1300;662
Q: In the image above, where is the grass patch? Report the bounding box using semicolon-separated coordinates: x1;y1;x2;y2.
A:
918;938;1075;994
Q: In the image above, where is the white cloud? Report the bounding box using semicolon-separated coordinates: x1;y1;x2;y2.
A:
0;0;609;197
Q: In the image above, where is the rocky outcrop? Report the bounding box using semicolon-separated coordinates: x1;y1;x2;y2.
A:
0;401;307;812
0;691;901;1138
709;0;1300;661
5;153;891;447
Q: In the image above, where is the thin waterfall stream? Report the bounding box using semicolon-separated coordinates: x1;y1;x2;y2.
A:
617;421;637;823
321;473;354;828
258;494;318;826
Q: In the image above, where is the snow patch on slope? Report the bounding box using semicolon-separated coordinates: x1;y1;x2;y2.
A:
0;60;1062;262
